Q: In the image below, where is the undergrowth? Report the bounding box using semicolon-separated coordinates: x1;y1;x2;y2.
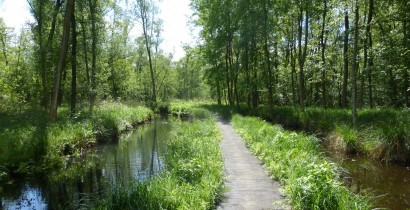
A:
0;102;153;180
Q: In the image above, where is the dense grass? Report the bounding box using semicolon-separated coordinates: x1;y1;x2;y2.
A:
167;101;213;119
0;102;153;180
231;114;372;210
97;116;223;209
202;104;409;163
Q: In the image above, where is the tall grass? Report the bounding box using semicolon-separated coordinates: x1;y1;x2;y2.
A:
203;104;410;163
168;101;214;119
0;102;153;179
231;115;372;209
97;117;224;209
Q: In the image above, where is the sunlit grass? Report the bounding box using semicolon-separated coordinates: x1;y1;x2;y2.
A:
231;115;372;209
97;116;224;209
204;104;409;163
0;102;153;179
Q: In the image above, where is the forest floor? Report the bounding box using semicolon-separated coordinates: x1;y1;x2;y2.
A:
216;116;289;210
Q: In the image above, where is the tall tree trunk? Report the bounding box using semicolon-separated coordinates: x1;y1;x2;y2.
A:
225;45;232;105
263;0;273;118
291;23;297;107
321;0;327;108
404;20;409;107
80;15;90;86
50;0;75;122
70;8;77;118
234;49;240;108
35;0;48;109
298;5;308;110
140;4;156;103
364;0;374;108
352;2;359;126
342;8;349;108
251;39;258;108
89;0;97;111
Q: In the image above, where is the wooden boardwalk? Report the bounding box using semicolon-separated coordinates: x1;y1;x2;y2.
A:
216;118;289;210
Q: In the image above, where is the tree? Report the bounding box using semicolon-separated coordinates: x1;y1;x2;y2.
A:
351;1;359;126
134;0;160;103
342;5;349;108
70;3;77;117
298;0;309;110
50;0;76;122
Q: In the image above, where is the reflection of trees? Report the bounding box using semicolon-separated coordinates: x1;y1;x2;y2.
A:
2;120;172;209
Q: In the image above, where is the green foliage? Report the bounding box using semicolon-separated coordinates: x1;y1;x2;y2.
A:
169;101;213;119
231;115;372;210
0;102;153;178
97;117;223;209
231;105;409;163
92;102;153;142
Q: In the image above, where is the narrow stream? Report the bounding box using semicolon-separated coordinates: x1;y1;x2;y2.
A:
0;118;172;209
328;152;410;210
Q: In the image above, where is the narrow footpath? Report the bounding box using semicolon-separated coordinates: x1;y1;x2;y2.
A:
216;117;289;210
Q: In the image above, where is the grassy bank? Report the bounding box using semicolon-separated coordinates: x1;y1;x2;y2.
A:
231;114;372;209
252;107;409;163
202;104;409;163
97;114;224;209
0;102;153;181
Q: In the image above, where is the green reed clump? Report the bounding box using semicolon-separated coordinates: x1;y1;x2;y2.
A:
98;117;224;210
232;115;372;210
92;102;153;142
169;101;213;119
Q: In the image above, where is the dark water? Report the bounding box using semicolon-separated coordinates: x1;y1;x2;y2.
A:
328;153;410;210
0;118;172;209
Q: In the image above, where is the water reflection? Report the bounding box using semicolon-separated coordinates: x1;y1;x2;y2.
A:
0;118;172;209
329;153;410;210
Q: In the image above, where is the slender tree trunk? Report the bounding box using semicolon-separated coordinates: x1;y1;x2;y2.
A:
342;8;349;108
352;2;359;126
234;49;240;108
363;0;373;108
298;5;308;110
35;0;48;109
225;45;232;105
291;23;297;107
251;40;258;108
70;8;77;118
50;0;75;122
140;4;156;103
404;20;409;107
263;0;273;118
43;0;62;108
89;0;97;111
321;0;327;108
80;15;90;86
